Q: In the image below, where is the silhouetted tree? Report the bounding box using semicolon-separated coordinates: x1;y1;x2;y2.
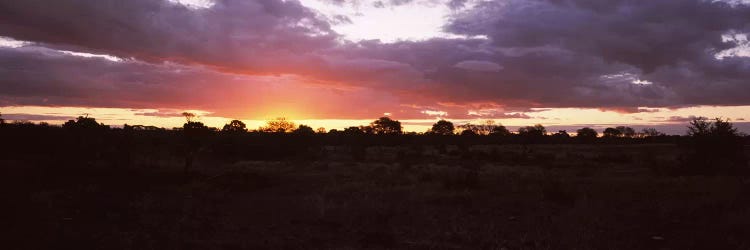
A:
183;119;211;174
182;112;197;123
640;128;664;138
343;126;364;135
687;117;712;136
617;126;636;138
260;117;296;133
0;112;4;125
63;115;109;130
682;117;746;175
603;127;622;138
222;119;247;133
552;130;570;138
293;124;315;135
370;117;402;135
518;124;546;137
316;127;327;133
429;119;455;135
490;124;511;136
576;127;598;139
458;120;499;135
460;129;477;136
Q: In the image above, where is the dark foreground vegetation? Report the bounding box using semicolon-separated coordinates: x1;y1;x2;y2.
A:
2;114;749;249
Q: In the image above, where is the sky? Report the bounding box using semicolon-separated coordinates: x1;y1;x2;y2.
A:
1;0;750;134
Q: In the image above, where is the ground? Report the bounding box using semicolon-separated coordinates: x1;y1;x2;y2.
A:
5;144;750;249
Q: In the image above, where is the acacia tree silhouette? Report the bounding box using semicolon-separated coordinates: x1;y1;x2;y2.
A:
576;127;598;141
429;120;455;135
222;120;247;133
603;127;622;138
617;126;636;138
293;124;315;135
682;117;746;175
370;117;402;135
261;117;296;133
518;124;546;137
63;115;109;130
182;112;210;174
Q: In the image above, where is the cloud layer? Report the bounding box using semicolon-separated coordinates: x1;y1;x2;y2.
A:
1;0;750;119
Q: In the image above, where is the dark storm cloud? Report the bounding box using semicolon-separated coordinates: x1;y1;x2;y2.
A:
0;0;336;74
0;45;274;115
1;0;750;119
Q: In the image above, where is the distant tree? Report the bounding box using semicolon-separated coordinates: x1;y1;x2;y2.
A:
602;127;622;138
460;129;477;136
518;124;546;137
370;116;402;135
343;126;364;135
63;115;109;130
222;119;247;133
182;112;197;123
260;117;296;133
576;127;598;139
293;124;316;135
640;128;664;138
183;121;209;134
682;117;746;175
552;130;570;138
490;124;511;136
316;127;327;133
616;126;636;138
360;125;376;134
687;117;712;136
429;119;455;135
458;120;504;136
0;112;4;125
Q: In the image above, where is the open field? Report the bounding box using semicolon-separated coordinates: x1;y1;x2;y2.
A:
5;144;750;249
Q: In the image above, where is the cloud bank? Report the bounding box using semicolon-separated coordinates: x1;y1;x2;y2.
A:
1;0;749;119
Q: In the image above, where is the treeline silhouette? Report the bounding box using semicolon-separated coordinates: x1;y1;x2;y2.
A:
0;113;747;175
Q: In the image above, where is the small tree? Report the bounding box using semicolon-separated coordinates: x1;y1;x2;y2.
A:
430;119;455;135
552;130;570;138
343;126;364;135
576;127;598;139
370;116;402;135
640;128;664;138
182;112;197;123
63;115;109;130
490;125;511;136
680;117;746;175
518;124;546;137
602;127;622;138
293;124;316;135
260;117;296;133
617;126;636;138
222;119;247;133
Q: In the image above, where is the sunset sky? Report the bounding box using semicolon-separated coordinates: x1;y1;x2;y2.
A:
1;0;750;133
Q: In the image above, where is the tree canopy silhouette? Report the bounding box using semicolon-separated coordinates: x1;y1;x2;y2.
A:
222;120;247;133
63;115;109;130
370;117;402;135
293;124;315;135
603;127;622;138
261;117;296;133
458;120;502;136
576;127;598;139
429;119;455;135
518;124;546;137
681;117;746;175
